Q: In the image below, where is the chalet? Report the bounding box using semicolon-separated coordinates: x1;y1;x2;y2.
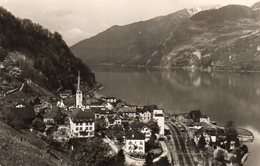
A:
125;132;145;155
139;126;152;142
153;109;165;135
69;108;95;138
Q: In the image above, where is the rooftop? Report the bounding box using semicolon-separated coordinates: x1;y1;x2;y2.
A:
43;107;59;119
70;108;95;122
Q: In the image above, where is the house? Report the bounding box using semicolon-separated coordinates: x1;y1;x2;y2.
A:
69;108;95;138
90;101;106;109
101;96;119;107
200;114;211;123
138;109;152;123
94;108;115;119
105;115;122;127
57;99;65;108
43;108;58;125
118;106;137;119
187;110;203;122
125;132;145;155
139;126;152;142
194;127;226;147
153;109;165;136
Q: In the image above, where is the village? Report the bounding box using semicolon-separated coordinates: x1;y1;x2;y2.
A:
0;69;254;166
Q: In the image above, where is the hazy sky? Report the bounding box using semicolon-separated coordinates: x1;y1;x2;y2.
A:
0;0;257;45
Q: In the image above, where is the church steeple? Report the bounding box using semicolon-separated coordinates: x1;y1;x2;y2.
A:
77;71;81;91
76;71;83;108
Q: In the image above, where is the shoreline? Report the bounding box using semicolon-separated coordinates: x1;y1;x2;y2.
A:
89;64;260;73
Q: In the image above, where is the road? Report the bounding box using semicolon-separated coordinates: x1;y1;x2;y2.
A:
166;120;196;166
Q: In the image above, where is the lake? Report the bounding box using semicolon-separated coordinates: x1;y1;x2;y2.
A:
92;66;260;165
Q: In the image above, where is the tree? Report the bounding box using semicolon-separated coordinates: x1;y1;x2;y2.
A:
130;120;145;131
95;118;106;132
54;108;66;125
145;153;153;166
198;134;206;151
155;156;171;166
214;149;227;166
70;138;110;166
53;127;72;142
147;121;159;134
32;118;46;132
115;149;125;166
225;121;240;150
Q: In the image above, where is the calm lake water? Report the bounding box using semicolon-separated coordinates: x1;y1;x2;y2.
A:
92;66;260;165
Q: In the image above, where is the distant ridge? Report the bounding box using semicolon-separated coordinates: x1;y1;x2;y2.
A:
71;3;260;71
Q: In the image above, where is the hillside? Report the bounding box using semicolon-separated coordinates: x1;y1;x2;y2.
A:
71;4;260;71
0;7;95;91
71;9;191;65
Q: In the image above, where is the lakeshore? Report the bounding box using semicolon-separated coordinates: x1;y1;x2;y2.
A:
93;67;259;165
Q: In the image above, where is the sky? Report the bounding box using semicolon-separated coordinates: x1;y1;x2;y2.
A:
0;0;258;46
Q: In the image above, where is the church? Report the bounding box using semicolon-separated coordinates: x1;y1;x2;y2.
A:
76;71;83;109
69;71;95;138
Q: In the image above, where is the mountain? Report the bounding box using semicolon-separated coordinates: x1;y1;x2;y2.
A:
71;4;260;71
71;9;191;65
0;7;95;91
187;5;222;16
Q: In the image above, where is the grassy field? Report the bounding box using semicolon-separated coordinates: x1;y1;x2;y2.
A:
0;120;68;166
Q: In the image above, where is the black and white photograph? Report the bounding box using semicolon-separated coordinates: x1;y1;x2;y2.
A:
0;0;259;165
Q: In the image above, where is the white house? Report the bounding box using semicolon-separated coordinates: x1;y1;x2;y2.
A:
125;133;145;155
139;126;152;142
69;108;95;138
138;110;152;123
153;109;165;136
